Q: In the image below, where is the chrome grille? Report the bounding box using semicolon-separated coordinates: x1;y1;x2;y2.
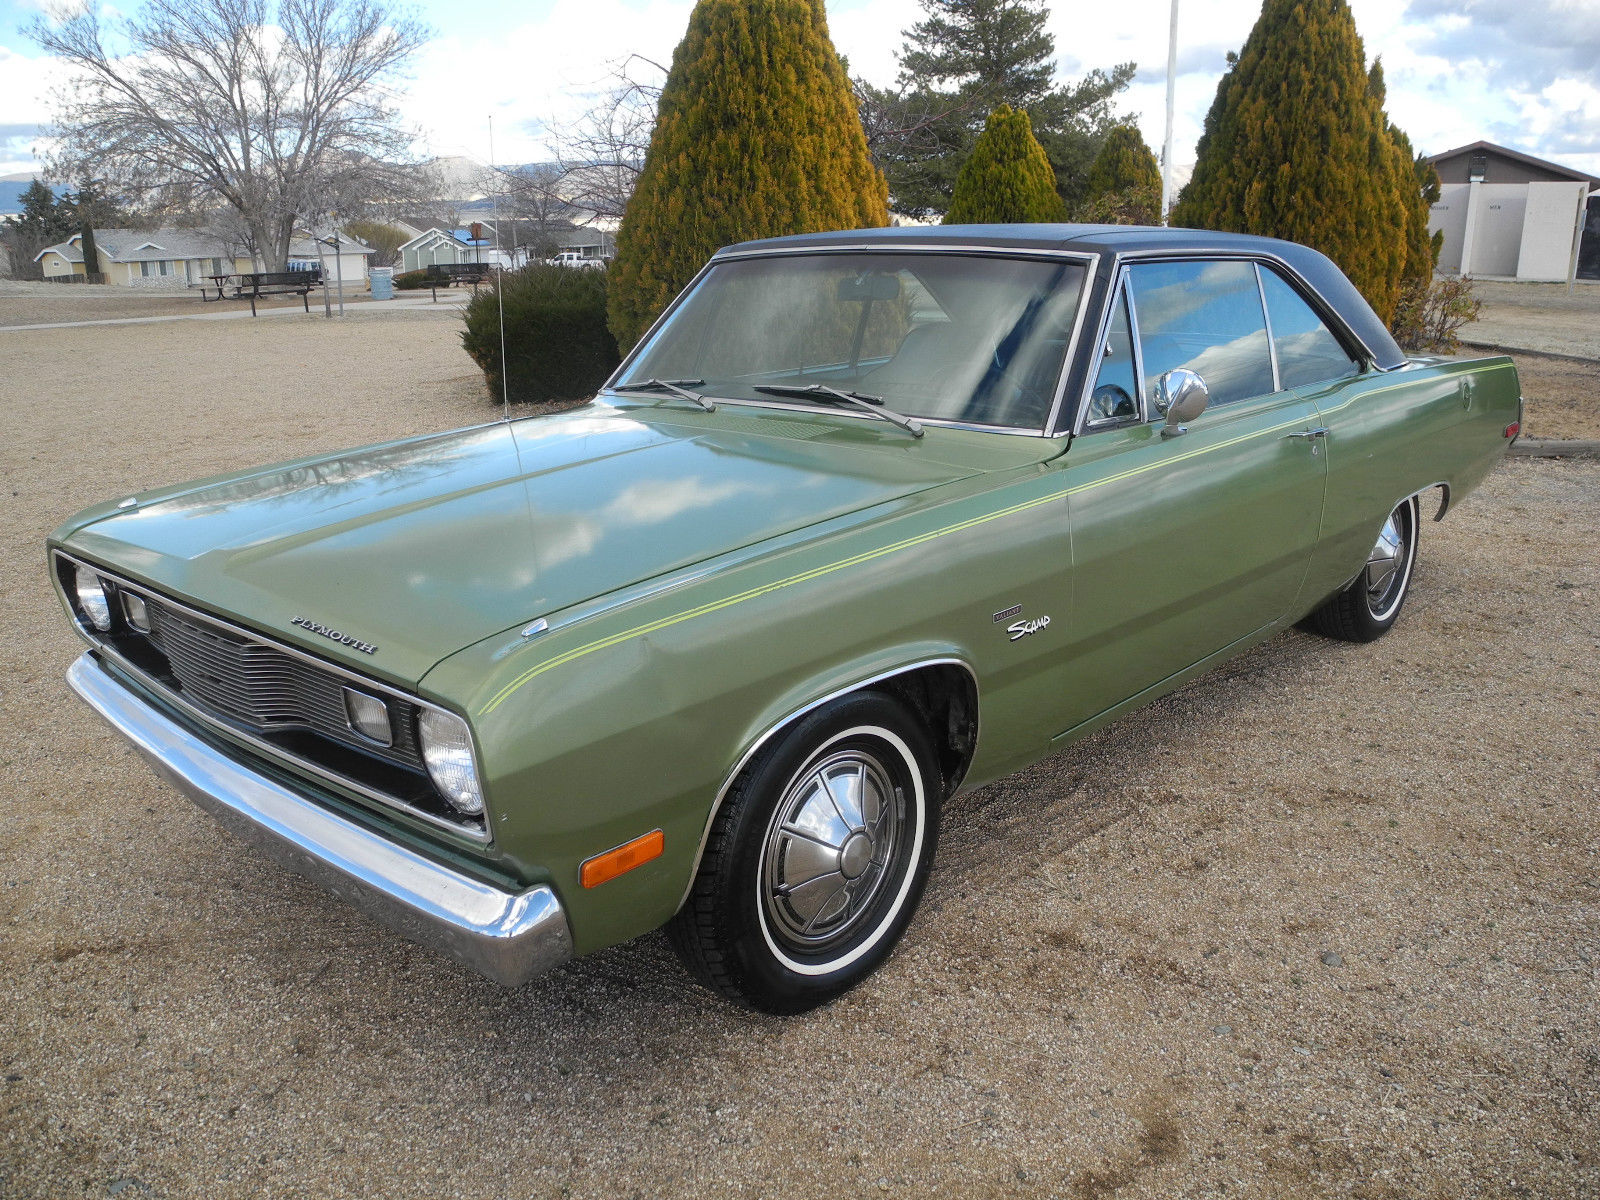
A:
142;597;424;769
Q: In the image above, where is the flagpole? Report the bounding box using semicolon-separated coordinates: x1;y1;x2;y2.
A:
1161;0;1179;225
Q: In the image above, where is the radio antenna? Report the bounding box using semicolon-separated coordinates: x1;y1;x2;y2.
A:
489;114;511;423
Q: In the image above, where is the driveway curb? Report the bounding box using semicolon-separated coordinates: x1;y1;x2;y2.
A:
1508;438;1600;459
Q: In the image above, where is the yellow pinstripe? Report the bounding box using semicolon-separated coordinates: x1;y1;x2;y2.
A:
478;378;1452;716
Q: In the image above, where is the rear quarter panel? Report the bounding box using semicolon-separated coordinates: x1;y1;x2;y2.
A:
1301;355;1519;606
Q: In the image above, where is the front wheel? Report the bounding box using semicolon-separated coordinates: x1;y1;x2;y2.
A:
667;692;941;1014
1305;494;1421;642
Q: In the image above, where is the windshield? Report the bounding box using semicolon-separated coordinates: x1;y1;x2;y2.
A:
616;252;1087;431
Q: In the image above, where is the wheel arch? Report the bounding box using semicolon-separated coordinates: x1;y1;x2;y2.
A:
675;654;980;912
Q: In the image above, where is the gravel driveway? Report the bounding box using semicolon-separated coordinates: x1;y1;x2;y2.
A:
2;304;1596;1199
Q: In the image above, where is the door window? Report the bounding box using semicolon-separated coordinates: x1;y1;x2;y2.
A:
1259;268;1361;389
1126;260;1275;408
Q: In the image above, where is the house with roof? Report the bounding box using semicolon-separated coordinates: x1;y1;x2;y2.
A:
396;224;512;272
35;227;374;288
1424;140;1599;282
36;229;253;287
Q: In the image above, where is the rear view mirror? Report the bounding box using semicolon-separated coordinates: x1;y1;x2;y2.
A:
837;273;901;303
1156;369;1210;438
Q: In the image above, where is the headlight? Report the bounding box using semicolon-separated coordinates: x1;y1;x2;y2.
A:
418;708;484;816
74;565;113;631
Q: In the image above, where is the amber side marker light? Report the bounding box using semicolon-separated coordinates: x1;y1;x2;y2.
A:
581;829;665;888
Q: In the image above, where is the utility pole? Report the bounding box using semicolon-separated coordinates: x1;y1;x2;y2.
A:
333;229;345;316
1161;0;1179;225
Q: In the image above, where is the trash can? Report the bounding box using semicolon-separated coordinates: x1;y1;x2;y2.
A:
370;267;394;300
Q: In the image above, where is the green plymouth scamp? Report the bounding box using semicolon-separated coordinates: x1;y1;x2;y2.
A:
52;225;1521;1012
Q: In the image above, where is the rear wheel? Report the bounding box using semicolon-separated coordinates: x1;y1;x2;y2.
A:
667;692;940;1014
1305;495;1421;642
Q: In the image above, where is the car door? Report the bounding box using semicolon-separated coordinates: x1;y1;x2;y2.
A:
1054;258;1329;733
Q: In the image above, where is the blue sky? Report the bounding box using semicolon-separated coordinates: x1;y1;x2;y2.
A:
3;0;1598;182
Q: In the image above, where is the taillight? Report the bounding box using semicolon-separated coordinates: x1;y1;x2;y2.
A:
1503;421;1520;439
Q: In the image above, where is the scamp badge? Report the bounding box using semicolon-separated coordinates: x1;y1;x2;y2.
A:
1007;615;1051;641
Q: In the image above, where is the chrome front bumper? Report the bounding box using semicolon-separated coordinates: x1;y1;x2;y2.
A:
67;652;572;987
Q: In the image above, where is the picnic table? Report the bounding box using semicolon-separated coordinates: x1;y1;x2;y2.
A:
196;270;322;315
231;270;321;316
423;262;494;300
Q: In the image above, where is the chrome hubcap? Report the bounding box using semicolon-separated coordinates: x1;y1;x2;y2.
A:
1365;504;1412;618
761;749;903;952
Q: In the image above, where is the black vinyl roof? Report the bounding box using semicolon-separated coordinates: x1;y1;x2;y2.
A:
718;223;1407;370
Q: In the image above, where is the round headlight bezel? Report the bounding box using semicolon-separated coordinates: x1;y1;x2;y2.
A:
74;564;114;632
417;707;485;817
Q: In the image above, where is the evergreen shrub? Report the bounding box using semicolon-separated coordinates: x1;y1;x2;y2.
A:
945;105;1066;224
461;263;620;405
393;269;430;290
607;0;889;351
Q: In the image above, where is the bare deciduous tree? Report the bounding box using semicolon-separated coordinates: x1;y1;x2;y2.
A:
527;54;664;224
30;0;430;271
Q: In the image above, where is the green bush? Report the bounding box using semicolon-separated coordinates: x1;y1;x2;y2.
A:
945;106;1064;224
461;263;620;405
393;269;430;290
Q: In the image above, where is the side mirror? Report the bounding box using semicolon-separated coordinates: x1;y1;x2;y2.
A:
1156;368;1210;438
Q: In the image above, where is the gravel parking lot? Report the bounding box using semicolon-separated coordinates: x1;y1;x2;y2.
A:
2;298;1597;1199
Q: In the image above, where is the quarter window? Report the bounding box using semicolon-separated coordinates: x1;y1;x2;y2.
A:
1085;284;1139;425
1259;268;1360;389
1126;260;1275;408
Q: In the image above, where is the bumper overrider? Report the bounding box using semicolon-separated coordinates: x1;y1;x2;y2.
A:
67;652;572;987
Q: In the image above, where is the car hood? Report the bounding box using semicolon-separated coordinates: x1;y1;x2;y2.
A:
59;401;1035;684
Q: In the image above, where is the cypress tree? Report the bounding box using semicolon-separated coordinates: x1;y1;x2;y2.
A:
944;105;1066;224
1086;124;1161;199
606;0;888;351
1172;0;1414;323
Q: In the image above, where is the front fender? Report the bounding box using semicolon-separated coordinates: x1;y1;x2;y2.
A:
420;470;1068;955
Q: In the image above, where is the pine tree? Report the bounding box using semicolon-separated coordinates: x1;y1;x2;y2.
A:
16;180;74;241
864;0;1134;217
606;0;888;351
900;0;1055;109
1086;124;1160;199
945;105;1066;223
1172;0;1415;323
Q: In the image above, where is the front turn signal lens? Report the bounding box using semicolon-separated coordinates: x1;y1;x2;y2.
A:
343;687;393;746
581;830;665;888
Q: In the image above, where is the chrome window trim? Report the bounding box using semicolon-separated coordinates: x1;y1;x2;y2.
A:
52;549;492;844
1126;277;1151;422
1110;248;1382;368
603;246;1100;439
1255;262;1284;394
1079;273;1145;433
675;655;981;911
1071;250;1379;436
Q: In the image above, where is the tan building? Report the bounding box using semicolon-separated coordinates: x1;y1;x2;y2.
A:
35;229;253;287
1425;141;1599;282
34;228;373;288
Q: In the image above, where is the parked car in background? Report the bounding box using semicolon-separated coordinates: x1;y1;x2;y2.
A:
52;225;1521;1013
549;251;606;269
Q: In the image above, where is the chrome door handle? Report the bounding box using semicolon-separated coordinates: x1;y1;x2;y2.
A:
1284;427;1329;440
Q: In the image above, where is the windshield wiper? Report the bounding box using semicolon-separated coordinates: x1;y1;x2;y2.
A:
610;378;716;412
753;383;924;438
